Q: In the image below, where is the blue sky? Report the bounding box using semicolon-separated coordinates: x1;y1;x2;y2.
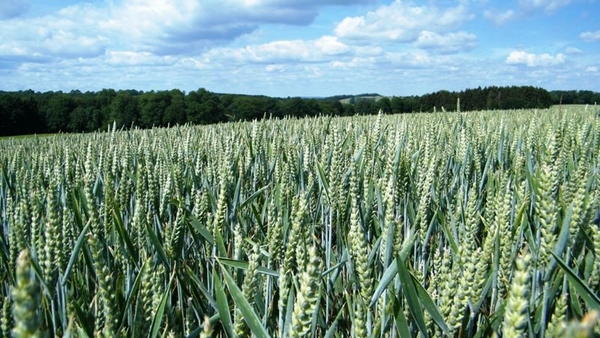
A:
0;0;598;97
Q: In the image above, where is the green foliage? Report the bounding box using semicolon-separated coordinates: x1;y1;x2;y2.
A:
0;85;574;137
0;106;599;337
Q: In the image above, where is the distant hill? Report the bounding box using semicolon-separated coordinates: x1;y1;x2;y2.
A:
323;93;386;104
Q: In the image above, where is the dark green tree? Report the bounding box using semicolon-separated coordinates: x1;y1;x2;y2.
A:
320;99;344;116
390;97;404;114
139;91;170;128
45;93;76;133
354;98;376;115
376;97;392;113
163;89;187;126
187;88;224;124
110;91;139;128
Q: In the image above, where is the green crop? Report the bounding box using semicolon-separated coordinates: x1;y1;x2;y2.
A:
0;107;599;337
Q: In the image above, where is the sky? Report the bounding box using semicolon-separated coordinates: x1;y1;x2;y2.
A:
0;0;599;97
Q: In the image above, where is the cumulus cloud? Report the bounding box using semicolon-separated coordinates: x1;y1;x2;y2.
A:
204;36;352;64
360;49;465;73
105;51;177;66
330;57;375;69
0;0;597;96
0;4;109;60
102;0;372;55
415;31;477;54
384;51;435;68
102;0;263;54
483;9;516;25
334;0;474;42
580;30;600;42
0;0;372;64
505;50;565;67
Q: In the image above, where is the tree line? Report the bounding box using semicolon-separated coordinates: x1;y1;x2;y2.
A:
549;90;600;105
0;85;589;136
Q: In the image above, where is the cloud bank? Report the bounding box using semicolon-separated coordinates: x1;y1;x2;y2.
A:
506;51;566;67
0;0;598;96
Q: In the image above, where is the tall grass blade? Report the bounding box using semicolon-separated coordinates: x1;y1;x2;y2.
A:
219;260;270;338
214;268;235;338
62;223;90;285
149;271;175;338
396;255;429;338
552;252;600;311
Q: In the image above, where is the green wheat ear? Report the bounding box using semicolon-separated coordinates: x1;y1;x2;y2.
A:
200;316;213;338
2;296;12;338
11;249;44;338
289;244;322;338
502;249;531;338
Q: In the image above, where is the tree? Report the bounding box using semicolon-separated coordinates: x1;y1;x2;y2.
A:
0;94;16;135
320;99;344;116
390;97;404;114
0;86;572;137
343;103;355;115
163;89;187;126
45;93;75;132
139;91;169;128
68;106;88;132
0;92;42;135
225;96;271;121
376;97;392;114
187;88;224;124
110;91;139;128
280;98;320;118
354;99;376;115
575;90;594;104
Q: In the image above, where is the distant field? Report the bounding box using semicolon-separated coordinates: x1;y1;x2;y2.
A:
553;103;598;109
1;107;599;337
0;133;54;140
338;95;387;104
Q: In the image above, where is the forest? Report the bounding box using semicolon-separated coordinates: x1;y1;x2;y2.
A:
0;85;594;136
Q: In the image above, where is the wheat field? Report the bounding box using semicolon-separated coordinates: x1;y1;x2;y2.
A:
1;107;599;337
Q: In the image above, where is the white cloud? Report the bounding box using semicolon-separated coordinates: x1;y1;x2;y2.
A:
102;0;371;54
204;36;352;64
0;44;592;98
505;50;565;67
378;50;465;71
384;51;435;68
580;30;600;42
334;0;474;42
483;9;516;25
0;0;598;97
415;31;477;54
0;0;371;64
0;4;109;60
105;51;177;66
315;35;350;55
518;0;571;13
565;47;582;54
330;56;377;69
101;0;199;39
